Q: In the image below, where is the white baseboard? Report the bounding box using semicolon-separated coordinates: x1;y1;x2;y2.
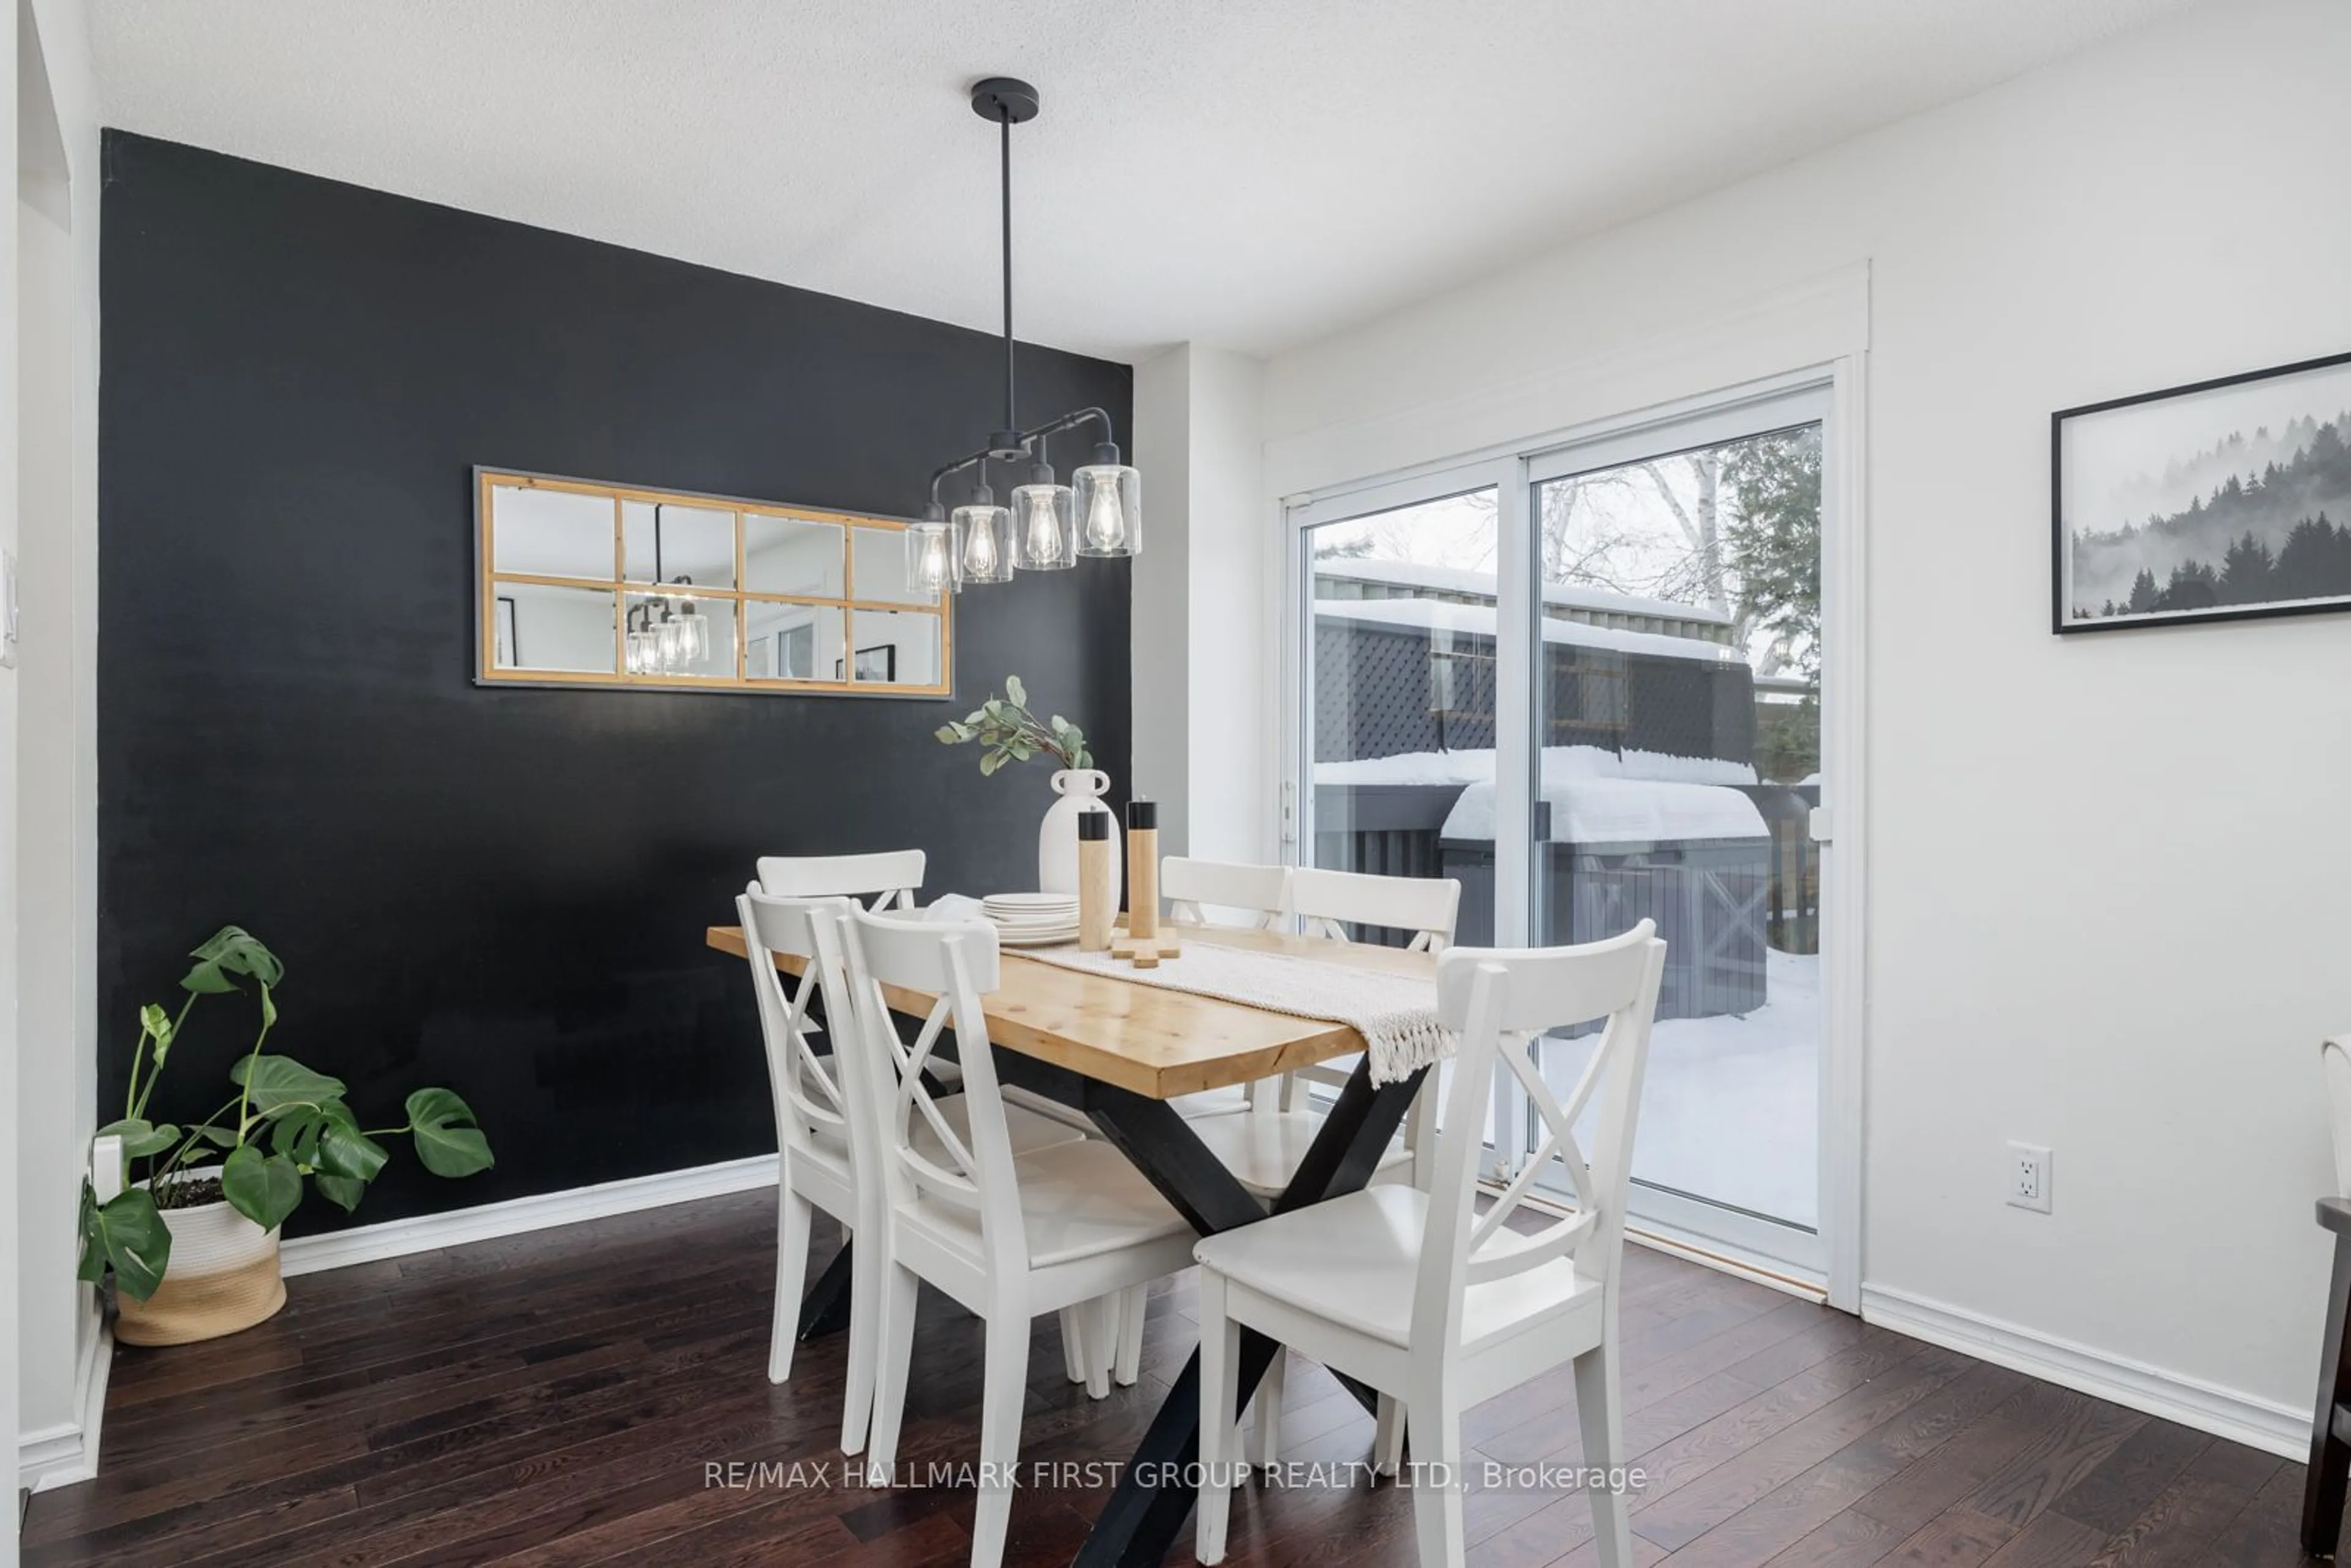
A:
280;1154;779;1278
1861;1283;2308;1460
19;1314;111;1492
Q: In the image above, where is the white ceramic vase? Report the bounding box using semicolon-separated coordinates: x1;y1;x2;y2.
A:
1038;768;1120;900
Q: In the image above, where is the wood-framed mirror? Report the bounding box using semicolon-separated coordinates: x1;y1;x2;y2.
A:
474;468;954;697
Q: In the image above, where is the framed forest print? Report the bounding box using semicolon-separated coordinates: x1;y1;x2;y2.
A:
2055;350;2351;632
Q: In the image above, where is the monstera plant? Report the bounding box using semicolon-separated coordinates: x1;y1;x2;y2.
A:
79;926;494;1304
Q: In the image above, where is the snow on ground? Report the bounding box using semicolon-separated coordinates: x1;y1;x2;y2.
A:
1540;948;1819;1229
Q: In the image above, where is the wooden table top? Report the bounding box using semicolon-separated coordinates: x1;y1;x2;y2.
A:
704;921;1435;1101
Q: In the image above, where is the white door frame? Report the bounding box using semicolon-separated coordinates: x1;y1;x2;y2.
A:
1273;347;1868;1311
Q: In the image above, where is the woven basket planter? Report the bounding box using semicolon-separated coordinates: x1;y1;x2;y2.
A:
114;1167;287;1347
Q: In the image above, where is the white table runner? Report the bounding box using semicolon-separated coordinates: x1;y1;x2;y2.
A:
1013;938;1453;1085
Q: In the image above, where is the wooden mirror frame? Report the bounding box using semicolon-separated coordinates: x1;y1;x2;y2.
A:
473;468;954;697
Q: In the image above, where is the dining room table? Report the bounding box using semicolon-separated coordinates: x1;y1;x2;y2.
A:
703;917;1436;1568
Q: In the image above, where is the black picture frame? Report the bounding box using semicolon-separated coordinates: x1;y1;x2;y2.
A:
853;643;896;683
2053;347;2351;634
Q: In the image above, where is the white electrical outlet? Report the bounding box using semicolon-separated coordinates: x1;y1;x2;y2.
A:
2008;1142;2051;1214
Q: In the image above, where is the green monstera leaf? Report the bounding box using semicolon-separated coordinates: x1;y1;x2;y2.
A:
96;1117;182;1161
317;1119;389;1185
181;926;283;995
313;1174;368;1214
221;1144;304;1233
78;1183;171;1302
230;1055;347;1114
407;1088;495;1179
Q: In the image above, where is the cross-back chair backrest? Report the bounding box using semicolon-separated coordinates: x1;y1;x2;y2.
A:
738;887;863;1172
757;850;926;912
1415;920;1665;1348
838;908;1027;1266
1287;866;1460;952
1163;858;1288;930
2324;1037;2351;1200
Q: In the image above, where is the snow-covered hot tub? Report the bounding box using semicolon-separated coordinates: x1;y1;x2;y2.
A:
1315;746;1772;1024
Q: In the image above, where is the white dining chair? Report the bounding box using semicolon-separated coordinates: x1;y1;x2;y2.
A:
843;907;1201;1568
737;888;874;1449
1164;857;1290;932
1187;866;1460;1174
1184;866;1460;1463
1287;865;1461;953
757;849;926;909
757;849;936;1075
757;849;1134;1394
1161;858;1292;1121
737;885;1094;1449
1281;870;1461;1118
1194;920;1665;1568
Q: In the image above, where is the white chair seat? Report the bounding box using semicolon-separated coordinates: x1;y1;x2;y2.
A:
806;1094;1084;1168
899;1138;1195;1270
1195;1185;1600;1352
1179;1106;1411;1198
1168;1086;1253;1118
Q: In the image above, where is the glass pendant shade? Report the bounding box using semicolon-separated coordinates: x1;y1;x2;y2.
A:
675;601;709;664
1073;463;1141;558
654;613;683;671
907;520;961;595
1010;480;1078;571
953;501;1015;584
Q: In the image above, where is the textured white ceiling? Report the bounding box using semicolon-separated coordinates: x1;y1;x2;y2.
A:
89;0;2198;361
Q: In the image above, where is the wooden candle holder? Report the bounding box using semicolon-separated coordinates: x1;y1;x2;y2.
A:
1111;798;1181;968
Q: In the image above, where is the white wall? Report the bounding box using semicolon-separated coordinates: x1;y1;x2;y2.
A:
12;0;99;1506
2;2;23;1542
1256;0;2351;1449
1132;343;1269;863
1131;348;1192;849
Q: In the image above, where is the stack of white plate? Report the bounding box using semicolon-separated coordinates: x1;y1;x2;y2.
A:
982;892;1080;948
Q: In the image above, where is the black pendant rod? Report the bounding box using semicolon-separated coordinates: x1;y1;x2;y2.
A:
999;106;1015;433
921;77;1127;522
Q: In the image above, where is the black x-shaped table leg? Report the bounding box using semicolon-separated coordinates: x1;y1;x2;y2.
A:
1054;1059;1427;1568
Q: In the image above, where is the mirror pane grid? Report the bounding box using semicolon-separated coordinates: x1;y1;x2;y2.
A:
623;500;737;589
478;474;952;694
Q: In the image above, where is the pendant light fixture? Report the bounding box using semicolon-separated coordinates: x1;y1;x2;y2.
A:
623;504;709;675
920;77;1139;590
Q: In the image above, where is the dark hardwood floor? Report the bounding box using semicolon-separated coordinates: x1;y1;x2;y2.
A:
21;1188;2315;1567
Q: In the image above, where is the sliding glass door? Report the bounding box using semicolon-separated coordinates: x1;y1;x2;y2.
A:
1519;390;1828;1274
1288;382;1835;1281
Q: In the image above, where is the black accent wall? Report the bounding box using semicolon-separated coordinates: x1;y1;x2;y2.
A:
98;132;1133;1233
